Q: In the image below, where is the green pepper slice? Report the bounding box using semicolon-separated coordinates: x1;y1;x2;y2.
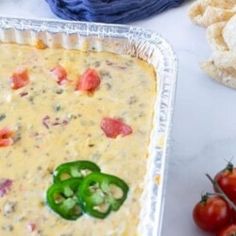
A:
53;160;101;183
77;172;129;219
46;178;83;220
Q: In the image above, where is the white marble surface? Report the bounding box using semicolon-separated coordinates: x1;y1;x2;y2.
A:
1;1;236;235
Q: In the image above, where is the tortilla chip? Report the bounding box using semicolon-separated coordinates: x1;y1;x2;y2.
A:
223;14;236;51
201;60;236;88
211;50;236;70
189;0;236;89
207;22;228;51
189;0;236;27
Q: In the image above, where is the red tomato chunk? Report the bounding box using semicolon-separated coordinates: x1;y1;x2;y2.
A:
76;68;100;92
0;128;14;147
101;118;133;138
10;67;29;90
51;65;68;85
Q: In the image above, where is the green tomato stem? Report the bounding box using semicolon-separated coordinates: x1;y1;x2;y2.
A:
226;162;234;172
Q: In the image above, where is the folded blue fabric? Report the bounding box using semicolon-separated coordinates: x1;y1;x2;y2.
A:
46;0;184;23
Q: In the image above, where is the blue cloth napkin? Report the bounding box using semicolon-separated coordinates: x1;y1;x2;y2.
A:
46;0;184;23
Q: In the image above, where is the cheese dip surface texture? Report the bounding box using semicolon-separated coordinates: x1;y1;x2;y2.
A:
0;43;157;236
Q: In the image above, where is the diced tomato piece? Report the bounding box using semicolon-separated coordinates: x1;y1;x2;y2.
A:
51;65;68;85
100;118;133;138
27;223;37;232
0;179;12;197
0;128;14;147
10;68;29;90
76;68;101;92
0;139;13;147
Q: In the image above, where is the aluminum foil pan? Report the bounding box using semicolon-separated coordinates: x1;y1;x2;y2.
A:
0;17;177;236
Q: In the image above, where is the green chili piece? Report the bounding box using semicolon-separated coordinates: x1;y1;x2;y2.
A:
77;172;129;219
53;160;101;183
46;178;83;220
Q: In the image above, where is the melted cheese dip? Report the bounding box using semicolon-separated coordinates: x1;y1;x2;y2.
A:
0;43;156;236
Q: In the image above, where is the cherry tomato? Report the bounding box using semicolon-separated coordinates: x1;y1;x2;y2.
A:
51;65;68;85
193;195;232;232
217;224;236;236
214;162;236;204
76;68;100;92
0;128;14;147
100;117;133;138
10;67;29;90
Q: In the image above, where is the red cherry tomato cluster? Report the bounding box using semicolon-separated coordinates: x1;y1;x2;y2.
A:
193;162;236;236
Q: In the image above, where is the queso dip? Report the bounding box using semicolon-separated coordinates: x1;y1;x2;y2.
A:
0;43;156;236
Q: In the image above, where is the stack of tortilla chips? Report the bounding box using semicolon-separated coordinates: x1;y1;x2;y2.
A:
189;0;236;89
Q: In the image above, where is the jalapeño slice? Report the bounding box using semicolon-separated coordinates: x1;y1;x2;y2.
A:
77;172;129;219
53;160;101;183
46;178;83;220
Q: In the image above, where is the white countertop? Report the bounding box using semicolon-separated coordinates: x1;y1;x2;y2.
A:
1;1;236;235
